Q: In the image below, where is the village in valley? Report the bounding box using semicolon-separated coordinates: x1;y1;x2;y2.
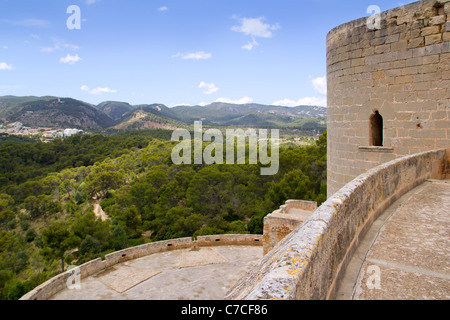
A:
0;121;83;142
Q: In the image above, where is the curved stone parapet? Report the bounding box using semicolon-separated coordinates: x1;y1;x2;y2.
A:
225;149;448;300
20;234;262;300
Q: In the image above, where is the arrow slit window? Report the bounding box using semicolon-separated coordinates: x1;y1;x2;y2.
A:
370;110;383;147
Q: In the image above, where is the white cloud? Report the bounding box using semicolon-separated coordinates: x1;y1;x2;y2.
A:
199;81;218;95
215;97;253;104
171;103;191;107
1;19;50;28
2;46;7;50
172;51;212;60
158;6;168;12
60;54;83;64
273;97;327;107
41;45;59;53
81;85;117;95
312;76;327;96
231;17;280;39
273;76;328;107
63;43;80;51
242;38;259;51
86;0;100;5
41;39;80;53
0;62;15;70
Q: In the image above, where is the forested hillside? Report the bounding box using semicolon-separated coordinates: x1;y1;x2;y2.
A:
0;130;326;300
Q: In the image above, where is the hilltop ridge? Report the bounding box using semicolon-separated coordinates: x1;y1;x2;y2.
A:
0;96;326;133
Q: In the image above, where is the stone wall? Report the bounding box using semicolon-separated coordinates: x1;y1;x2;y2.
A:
262;200;317;255
327;0;450;197
20;234;262;300
225;149;448;300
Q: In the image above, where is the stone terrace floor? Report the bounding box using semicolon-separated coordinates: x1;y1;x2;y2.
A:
50;245;263;300
49;179;449;300
337;179;450;300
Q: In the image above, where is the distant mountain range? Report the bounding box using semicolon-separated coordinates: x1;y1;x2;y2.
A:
0;96;327;132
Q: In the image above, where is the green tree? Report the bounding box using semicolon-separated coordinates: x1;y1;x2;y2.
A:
85;165;125;199
0;210;15;231
122;205;142;238
0;232;28;273
268;169;316;207
228;220;248;234
70;210;113;251
185;166;234;217
40;222;73;272
112;225;129;251
25;229;36;243
0;194;14;211
79;235;102;256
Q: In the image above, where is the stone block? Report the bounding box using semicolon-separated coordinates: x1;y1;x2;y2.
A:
417;6;438;19
380;51;398;63
445;2;450;14
385;34;400;43
418;63;439;74
409;19;425;30
444;32;450;42
421;26;441;36
350;49;363;59
425;34;443;45
410;28;421;38
408;37;425;48
423;54;440;64
425;43;444;56
429;15;446;25
371;36;387;46
375;44;390;54
394;75;414;84
351;57;365;67
396;112;413;121
431;111;448;120
372;70;385;79
391;40;408;51
406;56;423;67
402;66;418;75
397;13;414;25
412;81;431;91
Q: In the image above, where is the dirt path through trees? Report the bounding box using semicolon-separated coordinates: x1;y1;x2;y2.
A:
93;201;109;221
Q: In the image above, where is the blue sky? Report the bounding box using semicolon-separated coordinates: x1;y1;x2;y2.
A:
0;0;417;107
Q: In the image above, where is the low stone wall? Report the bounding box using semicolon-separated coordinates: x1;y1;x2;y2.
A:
20;234;262;300
196;234;263;247
262;200;317;255
226;149;448;300
280;200;317;212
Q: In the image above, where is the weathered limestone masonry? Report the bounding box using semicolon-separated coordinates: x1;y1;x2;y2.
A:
20;234;262;300
225;149;448;300
262;200;317;255
327;0;450;197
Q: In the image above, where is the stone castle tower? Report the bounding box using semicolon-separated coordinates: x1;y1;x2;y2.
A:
327;0;449;197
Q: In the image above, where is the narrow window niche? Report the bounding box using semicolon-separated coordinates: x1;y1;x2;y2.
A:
358;110;393;153
370;110;383;147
